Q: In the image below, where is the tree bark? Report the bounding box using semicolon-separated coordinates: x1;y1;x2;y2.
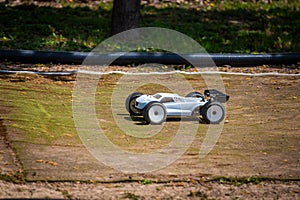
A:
111;0;141;35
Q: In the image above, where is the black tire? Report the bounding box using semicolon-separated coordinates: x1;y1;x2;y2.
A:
192;106;201;116
186;91;205;101
201;101;225;124
143;102;167;125
125;92;143;116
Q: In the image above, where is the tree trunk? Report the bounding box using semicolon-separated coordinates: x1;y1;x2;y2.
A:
111;0;141;36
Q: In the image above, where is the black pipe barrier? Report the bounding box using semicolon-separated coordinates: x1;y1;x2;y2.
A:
0;49;299;67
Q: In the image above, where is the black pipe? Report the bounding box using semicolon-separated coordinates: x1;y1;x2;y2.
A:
0;49;299;67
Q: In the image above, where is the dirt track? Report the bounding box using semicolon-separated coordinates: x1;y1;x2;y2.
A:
1;179;299;199
0;65;299;199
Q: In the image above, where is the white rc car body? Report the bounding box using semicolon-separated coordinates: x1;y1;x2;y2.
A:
126;90;229;124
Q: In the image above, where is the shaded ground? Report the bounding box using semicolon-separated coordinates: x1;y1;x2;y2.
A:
1;0;299;52
0;65;299;199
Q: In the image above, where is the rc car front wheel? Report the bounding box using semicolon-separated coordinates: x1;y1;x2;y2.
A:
143;102;167;125
201;101;225;124
125;92;143;116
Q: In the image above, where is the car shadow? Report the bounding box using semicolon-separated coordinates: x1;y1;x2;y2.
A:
166;117;208;124
122;114;208;125
123;116;148;125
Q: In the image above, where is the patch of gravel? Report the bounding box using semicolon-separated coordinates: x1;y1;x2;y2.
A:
0;180;299;199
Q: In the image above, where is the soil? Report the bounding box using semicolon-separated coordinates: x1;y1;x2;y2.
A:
0;63;299;199
0;180;299;199
1;0;299;198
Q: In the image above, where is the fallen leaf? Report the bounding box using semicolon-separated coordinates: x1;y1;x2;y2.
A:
36;159;58;166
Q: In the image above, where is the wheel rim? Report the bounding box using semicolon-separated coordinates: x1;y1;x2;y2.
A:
206;104;223;123
129;98;139;114
148;105;165;124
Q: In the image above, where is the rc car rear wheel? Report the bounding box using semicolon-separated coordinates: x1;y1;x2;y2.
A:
125;92;143;116
143;102;167;125
186;91;205;101
201;101;225;124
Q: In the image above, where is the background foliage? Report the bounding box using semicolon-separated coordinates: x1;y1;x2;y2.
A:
0;0;299;53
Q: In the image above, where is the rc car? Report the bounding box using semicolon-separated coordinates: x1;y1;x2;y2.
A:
125;90;229;124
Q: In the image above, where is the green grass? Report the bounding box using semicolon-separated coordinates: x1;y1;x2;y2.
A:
0;74;205;151
0;75;78;145
0;169;26;183
0;3;111;51
0;0;299;53
213;176;265;186
143;1;300;53
140;179;153;185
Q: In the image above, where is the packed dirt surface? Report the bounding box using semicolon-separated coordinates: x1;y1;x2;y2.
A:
0;64;299;199
1;180;299;199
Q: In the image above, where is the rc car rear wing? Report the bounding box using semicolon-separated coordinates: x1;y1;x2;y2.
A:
204;89;230;103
